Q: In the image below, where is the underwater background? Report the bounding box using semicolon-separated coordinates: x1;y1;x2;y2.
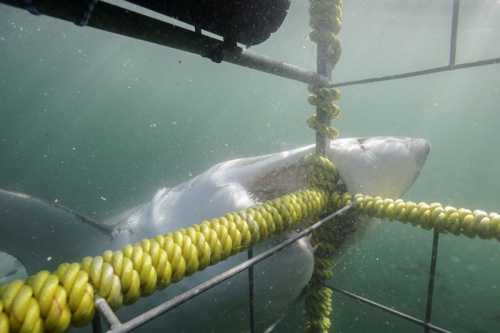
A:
1;0;500;332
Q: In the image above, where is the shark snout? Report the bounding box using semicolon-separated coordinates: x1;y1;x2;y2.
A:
408;138;431;170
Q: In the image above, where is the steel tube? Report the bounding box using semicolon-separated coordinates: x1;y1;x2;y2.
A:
106;205;353;333
330;286;451;333
449;0;460;66
247;247;256;333
95;297;122;329
223;48;331;86
92;310;104;333
424;231;440;333
331;57;500;88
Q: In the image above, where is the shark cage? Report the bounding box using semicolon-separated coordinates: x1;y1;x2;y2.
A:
0;1;499;333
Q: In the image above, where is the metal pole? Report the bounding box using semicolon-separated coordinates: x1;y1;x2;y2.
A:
424;230;440;333
329;286;451;333
330;56;500;88
95;297;122;329
449;0;460;66
247;247;256;333
92;309;104;333
223;48;331;87
315;35;334;155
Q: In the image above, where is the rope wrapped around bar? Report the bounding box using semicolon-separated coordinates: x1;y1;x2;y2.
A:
0;185;332;333
307;0;343;140
304;154;342;333
305;0;344;332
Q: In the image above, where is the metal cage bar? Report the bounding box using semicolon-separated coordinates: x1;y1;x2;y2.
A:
424;231;441;333
449;0;460;66
330;56;500;88
329;286;451;333
247;247;256;333
423;3;459;332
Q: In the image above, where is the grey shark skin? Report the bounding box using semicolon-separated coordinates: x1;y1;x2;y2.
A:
0;137;430;332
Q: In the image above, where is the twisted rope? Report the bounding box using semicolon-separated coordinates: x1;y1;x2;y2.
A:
0;185;332;333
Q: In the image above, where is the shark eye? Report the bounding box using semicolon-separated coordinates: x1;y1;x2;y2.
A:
0;250;27;284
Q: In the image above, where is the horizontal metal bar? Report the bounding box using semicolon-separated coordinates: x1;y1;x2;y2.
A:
329;286;452;333
223;48;331;86
332;56;500;88
95;297;122;329
0;0;330;86
106;205;353;333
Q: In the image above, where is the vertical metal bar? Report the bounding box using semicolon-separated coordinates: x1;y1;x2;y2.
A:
315;36;333;155
95;297;122;329
424;230;440;333
449;0;460;66
92;309;104;333
247;247;256;333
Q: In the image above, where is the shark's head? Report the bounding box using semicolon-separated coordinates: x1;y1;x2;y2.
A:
221;136;430;203
328;137;430;198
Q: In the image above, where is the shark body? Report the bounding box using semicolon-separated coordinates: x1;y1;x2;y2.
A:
0;137;430;332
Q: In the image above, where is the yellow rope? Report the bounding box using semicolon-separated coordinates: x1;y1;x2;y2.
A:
302;186;500;333
304;153;341;333
332;192;500;240
0;186;332;333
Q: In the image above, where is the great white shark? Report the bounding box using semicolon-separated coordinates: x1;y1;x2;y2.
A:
0;137;430;332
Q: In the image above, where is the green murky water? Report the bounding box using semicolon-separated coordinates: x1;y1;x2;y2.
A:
1;0;500;332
